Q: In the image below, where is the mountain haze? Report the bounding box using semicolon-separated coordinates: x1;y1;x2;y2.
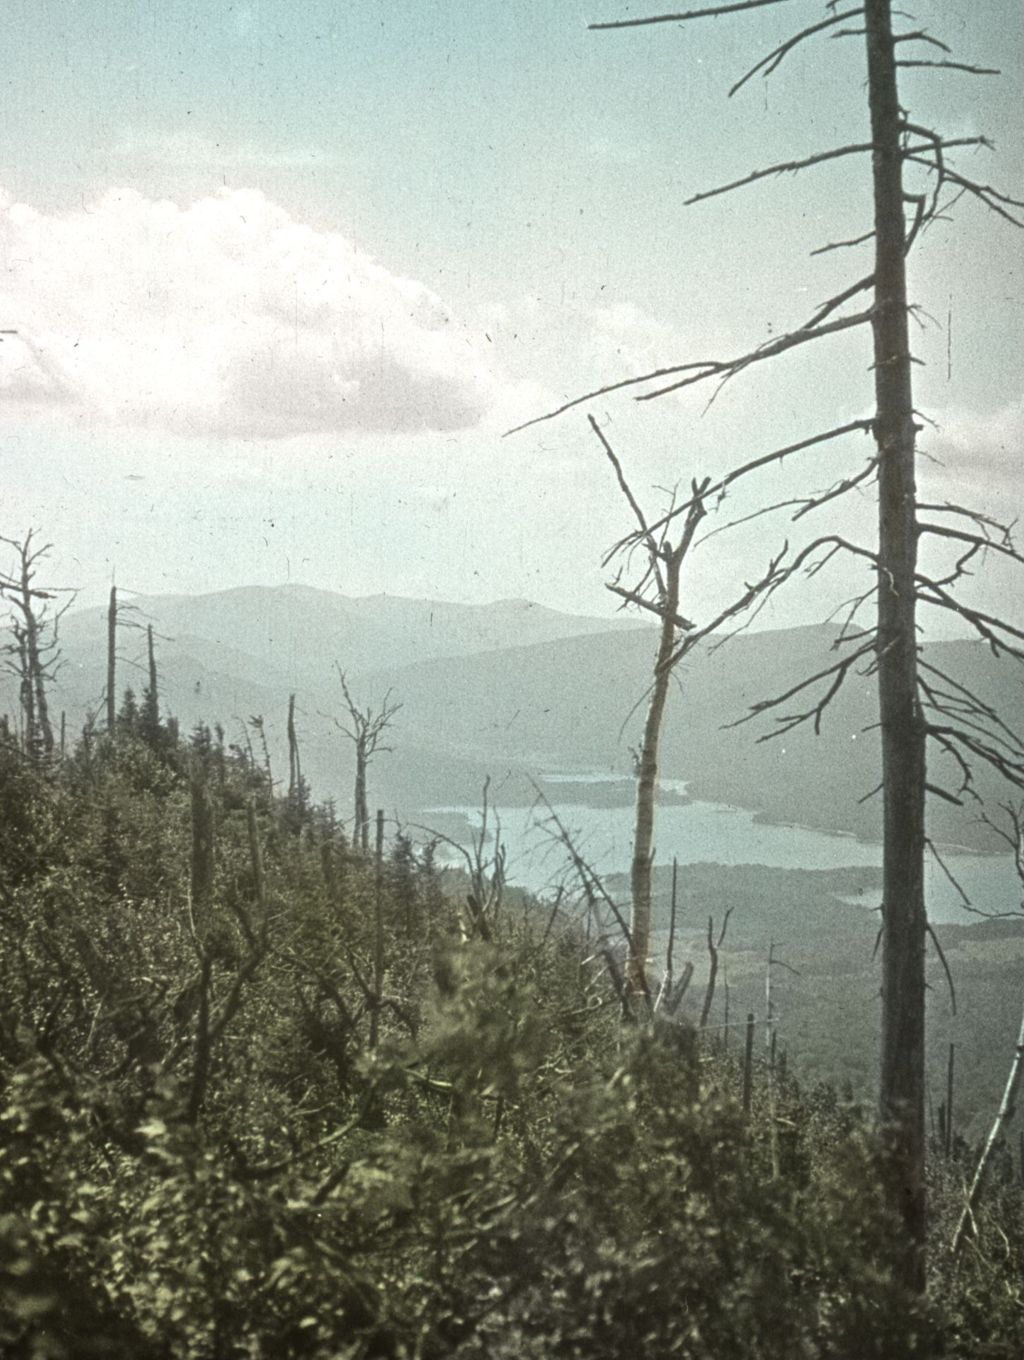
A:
7;586;1021;851
58;585;647;689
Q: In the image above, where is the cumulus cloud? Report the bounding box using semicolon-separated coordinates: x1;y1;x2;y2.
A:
478;294;726;404
0;187;506;437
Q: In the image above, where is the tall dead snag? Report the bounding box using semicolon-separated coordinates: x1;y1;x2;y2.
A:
591;414;784;1002
0;531;71;762
106;585;117;737
140;623;160;743
593;414;709;997
509;0;1024;1285
102;583;151;742
700;906;734;1030
285;692;308;822
333;669;401;853
864;0;927;1288
287;693;300;802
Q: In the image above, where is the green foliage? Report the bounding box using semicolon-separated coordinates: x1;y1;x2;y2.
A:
0;724;1015;1357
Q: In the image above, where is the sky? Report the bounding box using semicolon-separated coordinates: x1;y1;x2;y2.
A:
1;0;1021;631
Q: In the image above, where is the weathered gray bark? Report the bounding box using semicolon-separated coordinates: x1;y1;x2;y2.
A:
628;560;682;997
286;691;303;814
2;534;57;759
106;584;117;737
141;622;160;739
865;0;928;1291
354;741;369;852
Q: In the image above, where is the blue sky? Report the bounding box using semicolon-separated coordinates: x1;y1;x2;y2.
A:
2;0;1021;628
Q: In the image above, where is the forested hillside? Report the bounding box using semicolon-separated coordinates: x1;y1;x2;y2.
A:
2;699;1024;1357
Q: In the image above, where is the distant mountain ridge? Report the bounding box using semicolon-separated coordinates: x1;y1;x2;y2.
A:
58;584;648;691
5;586;1020;852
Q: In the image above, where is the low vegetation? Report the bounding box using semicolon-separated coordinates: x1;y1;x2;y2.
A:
2;702;1024;1358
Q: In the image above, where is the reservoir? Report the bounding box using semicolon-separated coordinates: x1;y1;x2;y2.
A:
427;780;1019;926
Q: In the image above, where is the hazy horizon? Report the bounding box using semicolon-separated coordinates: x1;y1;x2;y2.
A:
3;1;1021;637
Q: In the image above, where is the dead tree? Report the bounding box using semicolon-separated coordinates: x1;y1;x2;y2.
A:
103;584;155;742
140;623;161;744
285;692;308;821
0;531;72;762
333;669;401;853
591;413;785;1001
106;585;117;736
515;0;1022;1286
700;906;734;1030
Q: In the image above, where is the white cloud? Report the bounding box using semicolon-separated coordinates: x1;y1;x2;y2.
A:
478;294;728;403
0;187;510;438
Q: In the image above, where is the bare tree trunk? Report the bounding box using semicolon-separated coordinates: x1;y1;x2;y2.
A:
628;558;682;998
946;1043;956;1158
865;0;928;1292
354;739;369;852
700;907;732;1030
951;1003;1024;1256
10;542;54;759
286;692;302;814
370;808;386;1049
742;1012;755;1116
106;584;117;737
141;623;160;740
699;923;718;1029
147;623;158;702
16;631;35;756
26;601;53;759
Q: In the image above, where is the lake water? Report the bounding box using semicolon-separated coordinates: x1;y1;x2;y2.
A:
427;784;1020;926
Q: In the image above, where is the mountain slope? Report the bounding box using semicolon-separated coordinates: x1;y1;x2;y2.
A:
58;584;648;693
6;588;1021;851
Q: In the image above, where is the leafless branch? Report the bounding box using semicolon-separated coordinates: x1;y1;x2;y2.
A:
590;0;793;31
607;583;694;630
666;542;791;669
916;577;1024;658
505;307;873;434
893;30;951;55
731;638;875;739
639;307;874;401
811;228;874;255
729;8;863;97
926;838;974;912
685;141;876;207
926;920;957;1014
896;59;999;77
612;420;873;554
589;415;667;596
530;785;636;957
905;155;1024;228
